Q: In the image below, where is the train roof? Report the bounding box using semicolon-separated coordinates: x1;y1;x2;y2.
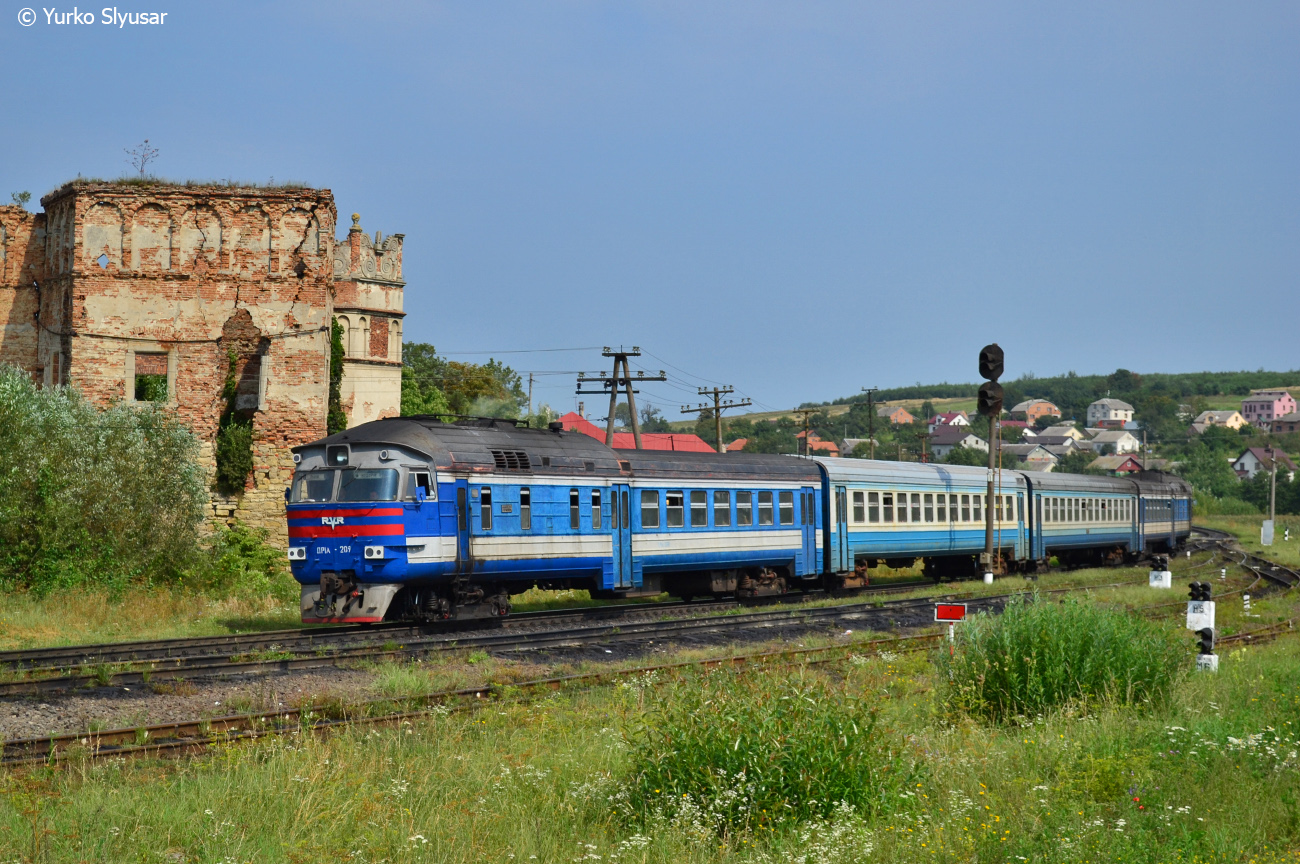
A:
1017;471;1137;494
298;417;819;482
613;449;820;483
810;456;1026;488
298;417;626;476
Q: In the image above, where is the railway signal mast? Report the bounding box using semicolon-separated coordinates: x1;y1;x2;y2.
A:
977;344;1004;583
681;387;752;454
575;347;667;450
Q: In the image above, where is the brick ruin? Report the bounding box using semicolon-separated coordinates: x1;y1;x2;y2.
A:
0;182;405;543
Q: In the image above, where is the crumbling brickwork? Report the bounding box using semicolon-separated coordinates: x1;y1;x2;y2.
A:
0;182;407;544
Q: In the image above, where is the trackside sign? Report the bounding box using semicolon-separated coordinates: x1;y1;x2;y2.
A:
935;603;967;622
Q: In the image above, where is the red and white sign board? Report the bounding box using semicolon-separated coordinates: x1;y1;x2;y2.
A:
935;603;967;622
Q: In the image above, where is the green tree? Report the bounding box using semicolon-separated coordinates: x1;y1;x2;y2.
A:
942;445;988;467
639;404;673;433
1055;450;1096;475
400;342;525;419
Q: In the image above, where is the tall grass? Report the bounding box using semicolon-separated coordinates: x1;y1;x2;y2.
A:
940;595;1185;723
621;667;920;833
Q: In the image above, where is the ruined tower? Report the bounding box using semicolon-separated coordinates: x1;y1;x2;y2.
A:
332;213;404;427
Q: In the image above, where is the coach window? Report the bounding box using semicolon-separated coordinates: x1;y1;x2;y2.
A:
972;494;982;524
936;493;946;523
666;491;685;528
592;490;602;530
868;492;880;523
960;494;970;522
691;491;708;527
641;490;660;528
520;487;531;530
778;491;794;525
851;491;865;524
570;489;581;530
758;492;774;526
881;492;893;522
713;490;731;527
1101;500;1108;521
911;493;922;523
736;491;753;526
923;494;934;523
481;488;493;530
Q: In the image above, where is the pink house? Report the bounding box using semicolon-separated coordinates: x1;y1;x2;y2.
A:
1241;390;1298;430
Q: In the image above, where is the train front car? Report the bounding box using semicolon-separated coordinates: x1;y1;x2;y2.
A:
286;416;628;623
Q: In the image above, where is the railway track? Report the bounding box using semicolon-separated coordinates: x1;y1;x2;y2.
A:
0;578;936;679
0;584;1007;696
5;535;1288;767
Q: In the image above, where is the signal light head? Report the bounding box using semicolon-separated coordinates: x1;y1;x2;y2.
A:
1196;627;1215;655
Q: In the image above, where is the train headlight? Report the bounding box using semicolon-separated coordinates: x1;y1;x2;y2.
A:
364;545;386;560
287;547;307;561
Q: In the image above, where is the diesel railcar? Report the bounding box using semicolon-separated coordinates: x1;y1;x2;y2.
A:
285;416;1192;623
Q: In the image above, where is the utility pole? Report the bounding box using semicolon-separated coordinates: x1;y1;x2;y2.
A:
1271;444;1278;523
681;386;751;454
575;347;666;450
527;373;534;418
792;408;817;457
861;387;879;459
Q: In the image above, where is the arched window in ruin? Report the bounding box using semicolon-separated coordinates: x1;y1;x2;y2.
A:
336;315;351;357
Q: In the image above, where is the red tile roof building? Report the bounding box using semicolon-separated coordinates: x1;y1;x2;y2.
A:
558;412;717;452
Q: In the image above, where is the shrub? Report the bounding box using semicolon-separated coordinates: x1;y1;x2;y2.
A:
621;667;920;833
940;595;1185;723
214;417;253;494
1195;493;1261;516
0;365;207;590
192;521;297;602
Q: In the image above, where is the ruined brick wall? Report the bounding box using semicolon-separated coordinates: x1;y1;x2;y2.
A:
0;206;46;376
334;212;405;428
37;182;338;542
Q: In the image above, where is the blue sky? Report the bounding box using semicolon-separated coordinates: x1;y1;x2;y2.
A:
2;2;1296;415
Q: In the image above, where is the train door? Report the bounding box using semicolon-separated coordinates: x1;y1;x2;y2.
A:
1137;496;1146;552
800;487;818;575
834;486;850;572
454;479;473;573
1017;492;1026;559
1033;494;1044;559
611;483;633;589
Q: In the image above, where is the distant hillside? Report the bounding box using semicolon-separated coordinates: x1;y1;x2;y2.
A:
806;369;1300;422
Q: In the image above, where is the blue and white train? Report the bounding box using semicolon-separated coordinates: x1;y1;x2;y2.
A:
285;417;1192;623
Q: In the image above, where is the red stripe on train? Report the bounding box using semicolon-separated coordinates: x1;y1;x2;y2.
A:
287;507;404;519
288;524;406;538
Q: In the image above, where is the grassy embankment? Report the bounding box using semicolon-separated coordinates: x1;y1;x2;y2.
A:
5;550;1300;862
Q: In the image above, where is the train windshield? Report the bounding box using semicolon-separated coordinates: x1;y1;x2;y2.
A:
337;468;400;502
290;469;336;503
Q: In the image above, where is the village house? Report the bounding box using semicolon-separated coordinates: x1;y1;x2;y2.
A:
1241;390;1298;431
929;425;987;459
999;442;1058;467
1044;422;1089;441
1273;412;1300;434
1089;430;1140;455
1232;448;1297;481
1086;398;1135;428
1189;410;1247;435
926;411;969;434
796;430;840;456
1087;455;1147;476
840;437;876;456
725;437;749;453
1009;398;1062;424
877;404;915;425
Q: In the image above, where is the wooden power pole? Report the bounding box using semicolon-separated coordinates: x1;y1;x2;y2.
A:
681;386;751;453
792;408;817;456
861;387;879;459
575;347;666;449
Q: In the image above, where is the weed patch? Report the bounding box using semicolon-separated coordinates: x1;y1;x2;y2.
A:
621;666;921;833
940;595;1185;723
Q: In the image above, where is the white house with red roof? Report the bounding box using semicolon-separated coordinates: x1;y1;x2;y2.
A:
1232;448;1297;481
927;411;970;434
